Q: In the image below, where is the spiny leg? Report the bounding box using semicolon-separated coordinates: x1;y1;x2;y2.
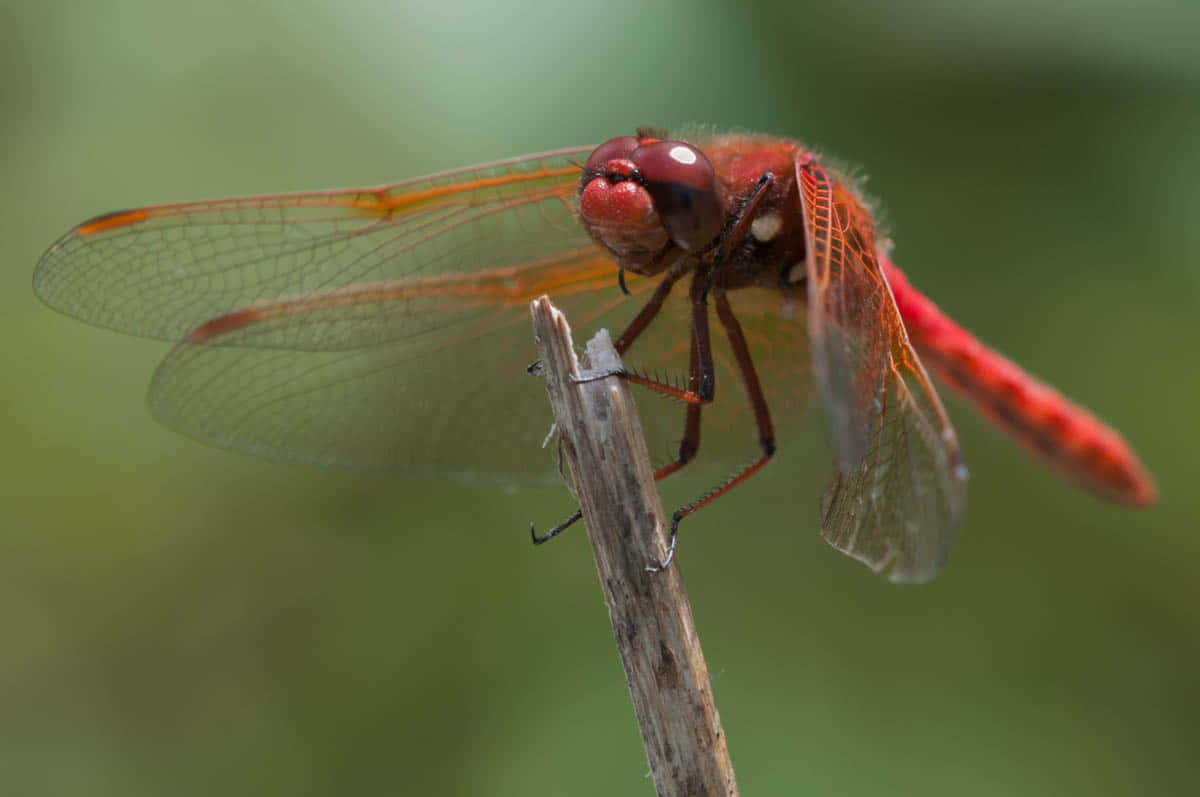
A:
579;266;715;405
649;288;777;571
648;268;715;485
526;261;680;385
531;266;698;545
614;267;685;355
596;267;716;477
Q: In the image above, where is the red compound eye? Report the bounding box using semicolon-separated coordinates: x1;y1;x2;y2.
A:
630;141;723;252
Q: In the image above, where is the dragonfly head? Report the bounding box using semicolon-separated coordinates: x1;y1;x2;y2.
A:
579;134;724;275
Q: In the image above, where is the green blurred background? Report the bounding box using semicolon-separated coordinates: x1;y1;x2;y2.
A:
3;1;1198;794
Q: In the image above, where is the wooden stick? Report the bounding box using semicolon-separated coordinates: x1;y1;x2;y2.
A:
530;296;738;797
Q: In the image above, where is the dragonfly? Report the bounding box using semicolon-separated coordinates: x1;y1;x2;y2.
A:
34;129;1157;582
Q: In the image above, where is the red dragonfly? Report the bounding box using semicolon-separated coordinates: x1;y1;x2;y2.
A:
34;130;1156;582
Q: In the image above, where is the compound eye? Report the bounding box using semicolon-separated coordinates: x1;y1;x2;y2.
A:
631;141;723;251
583;136;640;177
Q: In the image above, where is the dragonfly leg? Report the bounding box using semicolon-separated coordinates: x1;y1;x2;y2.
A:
647;269;715;483
531;509;583;545
531;263;682;385
614;265;683;355
702;172;775;302
648;287;776;572
574;264;713;405
532;269;714;546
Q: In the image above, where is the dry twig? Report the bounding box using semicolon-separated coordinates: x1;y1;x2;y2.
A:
530;296;738;797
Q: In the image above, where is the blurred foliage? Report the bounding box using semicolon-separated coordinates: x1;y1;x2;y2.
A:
2;1;1198;794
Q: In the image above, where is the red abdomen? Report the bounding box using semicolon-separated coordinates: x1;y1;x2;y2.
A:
882;256;1156;507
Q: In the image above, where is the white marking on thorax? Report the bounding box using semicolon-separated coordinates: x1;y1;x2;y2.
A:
786;260;807;284
750;212;782;243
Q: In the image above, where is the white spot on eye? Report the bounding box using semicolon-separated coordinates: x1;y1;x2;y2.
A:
668;145;697;165
786;260;806;284
750;212;782;242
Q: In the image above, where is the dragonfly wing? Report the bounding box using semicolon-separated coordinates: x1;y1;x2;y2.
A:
143;245;663;481
796;156;967;582
34;147;595;345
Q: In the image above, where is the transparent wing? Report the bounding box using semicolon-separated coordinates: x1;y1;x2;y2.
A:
141;269;812;485
797;156;967;583
34;147;595;344
145;248;639;483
